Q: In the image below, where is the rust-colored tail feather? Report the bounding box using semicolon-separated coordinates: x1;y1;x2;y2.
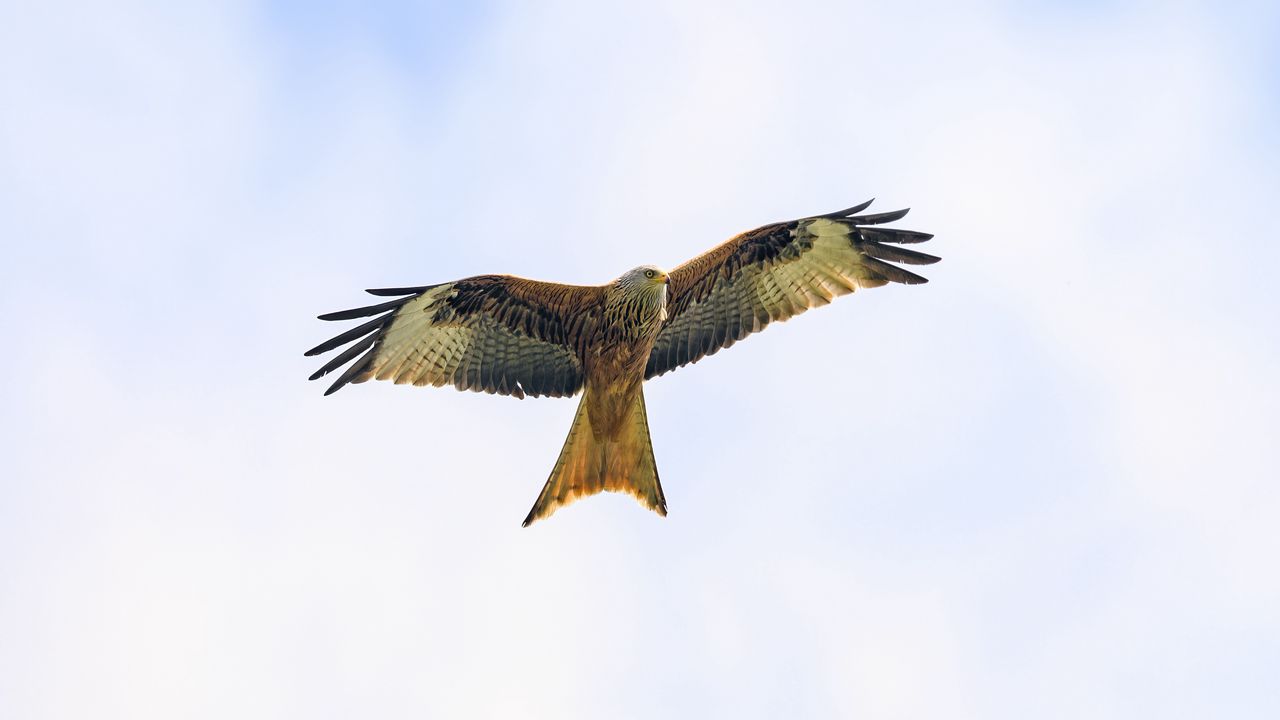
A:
522;387;667;526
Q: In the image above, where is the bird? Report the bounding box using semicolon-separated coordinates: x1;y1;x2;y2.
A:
305;200;937;526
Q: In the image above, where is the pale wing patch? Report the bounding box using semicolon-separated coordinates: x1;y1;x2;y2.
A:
801;222;890;293
743;231;869;323
371;286;463;384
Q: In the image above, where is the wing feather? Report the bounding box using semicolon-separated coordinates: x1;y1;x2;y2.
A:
307;276;602;397
646;200;936;380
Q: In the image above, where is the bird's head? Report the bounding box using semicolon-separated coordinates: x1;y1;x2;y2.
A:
614;265;671;322
619;265;670;289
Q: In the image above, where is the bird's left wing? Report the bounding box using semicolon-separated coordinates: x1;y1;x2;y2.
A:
646;200;937;379
306;275;603;398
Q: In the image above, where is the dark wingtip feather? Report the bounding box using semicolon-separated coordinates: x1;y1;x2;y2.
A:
847;208;911;225
366;285;432;297
860;227;934;245
308;334;378;381
860;256;930;285
323;347;378;395
860;243;942;266
317;297;406;321
817;199;875;218
304;314;391;356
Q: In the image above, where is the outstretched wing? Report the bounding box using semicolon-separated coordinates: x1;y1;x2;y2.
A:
306;275;604;398
646;200;937;379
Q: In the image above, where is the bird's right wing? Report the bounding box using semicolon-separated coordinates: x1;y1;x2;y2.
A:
306;275;604;398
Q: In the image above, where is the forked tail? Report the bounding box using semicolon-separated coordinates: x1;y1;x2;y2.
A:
522;386;667;526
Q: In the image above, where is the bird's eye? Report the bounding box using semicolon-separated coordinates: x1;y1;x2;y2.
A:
644;270;654;278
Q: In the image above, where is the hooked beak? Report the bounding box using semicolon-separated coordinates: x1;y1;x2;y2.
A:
662;273;670;285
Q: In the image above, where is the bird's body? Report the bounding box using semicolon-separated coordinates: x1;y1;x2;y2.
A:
306;201;937;525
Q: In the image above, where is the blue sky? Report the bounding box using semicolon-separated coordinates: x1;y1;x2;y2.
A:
2;1;1278;718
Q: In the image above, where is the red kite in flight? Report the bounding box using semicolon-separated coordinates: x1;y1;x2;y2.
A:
306;201;936;525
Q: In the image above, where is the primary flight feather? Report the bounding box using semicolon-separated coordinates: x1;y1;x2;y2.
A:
305;200;937;525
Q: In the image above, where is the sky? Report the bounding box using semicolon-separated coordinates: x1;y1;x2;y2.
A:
1;0;1278;718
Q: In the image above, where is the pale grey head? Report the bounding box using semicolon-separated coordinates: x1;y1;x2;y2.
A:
609;264;671;331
